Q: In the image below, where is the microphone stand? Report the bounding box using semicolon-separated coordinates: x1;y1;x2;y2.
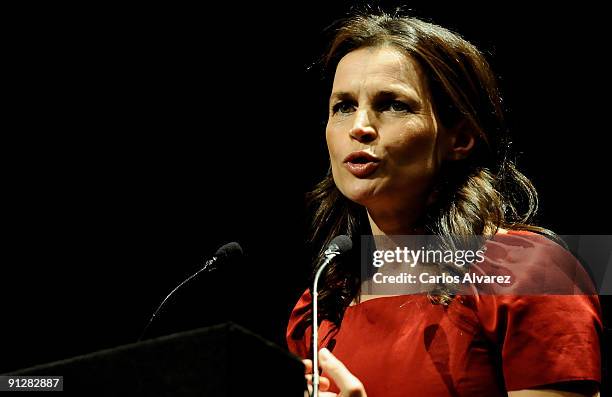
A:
311;244;341;397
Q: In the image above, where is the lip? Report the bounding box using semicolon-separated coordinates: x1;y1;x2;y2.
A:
343;151;381;178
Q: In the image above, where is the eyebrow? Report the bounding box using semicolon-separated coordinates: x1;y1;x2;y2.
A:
329;91;354;103
329;89;423;109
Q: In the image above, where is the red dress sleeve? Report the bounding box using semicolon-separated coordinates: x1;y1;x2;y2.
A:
286;288;339;359
476;294;602;390
286;288;314;359
474;231;603;391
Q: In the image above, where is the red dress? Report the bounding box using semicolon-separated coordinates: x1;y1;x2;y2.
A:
286;230;602;396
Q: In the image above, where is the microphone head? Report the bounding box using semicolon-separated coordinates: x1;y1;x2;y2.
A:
329;235;352;254
214;241;243;258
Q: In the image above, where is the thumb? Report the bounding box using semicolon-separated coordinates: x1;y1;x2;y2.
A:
318;348;363;393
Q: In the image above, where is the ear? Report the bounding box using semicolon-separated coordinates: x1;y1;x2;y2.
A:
445;119;477;161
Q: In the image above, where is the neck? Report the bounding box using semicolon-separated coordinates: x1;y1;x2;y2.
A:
361;206;431;299
367;206;425;236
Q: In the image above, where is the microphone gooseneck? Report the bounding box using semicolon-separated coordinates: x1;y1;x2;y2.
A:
312;235;352;397
138;241;243;341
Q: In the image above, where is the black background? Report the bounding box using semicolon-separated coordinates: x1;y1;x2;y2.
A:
3;0;610;388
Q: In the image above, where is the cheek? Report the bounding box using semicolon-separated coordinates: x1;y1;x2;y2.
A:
325;125;349;193
386;128;438;169
325;125;344;163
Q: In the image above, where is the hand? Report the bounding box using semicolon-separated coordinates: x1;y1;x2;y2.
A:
303;348;367;397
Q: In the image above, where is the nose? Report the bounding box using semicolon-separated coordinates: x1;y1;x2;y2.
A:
349;109;377;143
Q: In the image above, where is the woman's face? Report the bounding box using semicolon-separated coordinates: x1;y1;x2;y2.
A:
326;46;456;216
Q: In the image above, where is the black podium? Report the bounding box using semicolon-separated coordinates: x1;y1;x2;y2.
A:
8;322;306;396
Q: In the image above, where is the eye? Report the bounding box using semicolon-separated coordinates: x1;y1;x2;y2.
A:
382;100;411;113
332;101;356;115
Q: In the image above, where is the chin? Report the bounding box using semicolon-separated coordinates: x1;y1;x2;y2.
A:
332;168;385;205
336;181;381;207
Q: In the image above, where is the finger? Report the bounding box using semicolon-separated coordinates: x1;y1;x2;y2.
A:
319;376;331;391
318;348;364;393
306;378;332;396
305;375;331;390
302;359;312;373
305;374;331;390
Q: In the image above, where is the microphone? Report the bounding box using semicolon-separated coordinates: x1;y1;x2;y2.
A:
138;241;243;341
312;235;352;397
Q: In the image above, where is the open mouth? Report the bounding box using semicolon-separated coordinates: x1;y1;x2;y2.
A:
343;151;381;164
343;151;381;177
349;156;374;164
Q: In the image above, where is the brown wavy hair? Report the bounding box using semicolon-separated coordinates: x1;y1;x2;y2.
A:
304;10;555;327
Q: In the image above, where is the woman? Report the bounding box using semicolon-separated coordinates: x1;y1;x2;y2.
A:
287;11;602;397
